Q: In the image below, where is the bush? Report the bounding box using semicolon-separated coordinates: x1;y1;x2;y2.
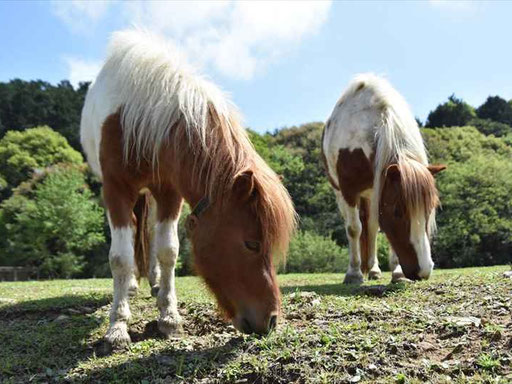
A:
0;166;105;278
0;126;83;200
433;156;512;267
423;127;512;268
281;231;348;273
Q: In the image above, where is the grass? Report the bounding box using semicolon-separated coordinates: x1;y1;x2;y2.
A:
1;266;511;383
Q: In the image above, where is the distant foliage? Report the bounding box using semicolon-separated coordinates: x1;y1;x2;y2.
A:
271;123;345;245
0;80;89;150
0;126;83;200
476;96;512;126
281;231;348;273
469;118;512;138
423;127;512;268
0;166;104;278
426;95;476;128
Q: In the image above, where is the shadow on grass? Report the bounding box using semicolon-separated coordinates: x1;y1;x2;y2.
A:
84;337;245;383
281;282;409;297
0;294;111;381
0;293;244;383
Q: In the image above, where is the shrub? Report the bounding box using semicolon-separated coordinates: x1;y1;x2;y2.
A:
0;126;82;200
281;231;348;273
0;165;105;278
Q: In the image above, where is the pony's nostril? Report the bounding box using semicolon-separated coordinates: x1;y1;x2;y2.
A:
241;318;253;334
268;315;277;331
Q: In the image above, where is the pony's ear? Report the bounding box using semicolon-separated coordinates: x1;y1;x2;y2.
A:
185;215;198;237
428;164;446;176
385;164;401;182
233;170;256;202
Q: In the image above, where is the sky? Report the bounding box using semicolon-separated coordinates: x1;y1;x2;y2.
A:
1;0;511;133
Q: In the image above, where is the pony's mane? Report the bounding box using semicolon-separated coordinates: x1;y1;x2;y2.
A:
102;29;296;259
342;74;439;232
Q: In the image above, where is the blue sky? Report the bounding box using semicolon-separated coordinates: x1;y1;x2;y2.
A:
1;0;511;133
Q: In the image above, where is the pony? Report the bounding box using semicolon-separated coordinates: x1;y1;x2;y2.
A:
80;30;296;347
322;74;445;284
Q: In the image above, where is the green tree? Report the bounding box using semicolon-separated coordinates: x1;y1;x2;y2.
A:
477;96;512;126
426;95;476;128
0;79;89;150
469;118;512;137
423;127;512;267
0;166;105;278
271;123;345;244
0;126;83;200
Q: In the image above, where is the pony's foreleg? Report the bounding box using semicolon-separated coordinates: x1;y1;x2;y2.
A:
103;182;138;348
389;250;409;283
336;192;364;285
154;217;182;336
151;189;183;337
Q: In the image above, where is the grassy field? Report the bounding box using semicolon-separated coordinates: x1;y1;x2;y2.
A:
1;266;511;383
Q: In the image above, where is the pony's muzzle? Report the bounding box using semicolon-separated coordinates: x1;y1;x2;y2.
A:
234;311;278;336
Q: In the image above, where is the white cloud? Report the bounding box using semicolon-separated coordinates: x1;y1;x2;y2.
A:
55;0;332;81
51;0;112;34
64;57;102;87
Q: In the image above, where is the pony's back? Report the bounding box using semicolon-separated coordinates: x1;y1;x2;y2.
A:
80;29;237;177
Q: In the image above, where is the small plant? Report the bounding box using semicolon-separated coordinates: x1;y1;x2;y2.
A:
477;353;501;371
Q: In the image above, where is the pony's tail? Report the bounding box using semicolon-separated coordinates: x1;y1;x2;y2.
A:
359;197;370;275
133;190;152;278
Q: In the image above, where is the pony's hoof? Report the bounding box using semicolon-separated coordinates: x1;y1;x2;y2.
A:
105;323;131;350
343;272;364;285
391;272;411;284
151;285;160;297
128;286;138;297
158;315;183;338
368;270;382;280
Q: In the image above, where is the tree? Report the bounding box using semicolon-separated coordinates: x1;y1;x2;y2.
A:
426;95;476;128
0;79;89;150
468;118;512;137
271;123;345;245
0;166;105;278
0;126;83;200
477;96;512;126
423;127;512;268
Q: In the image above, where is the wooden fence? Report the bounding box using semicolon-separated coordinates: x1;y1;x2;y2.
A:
0;266;38;281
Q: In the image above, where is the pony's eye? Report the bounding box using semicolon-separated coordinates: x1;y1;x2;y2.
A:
394;205;403;218
244;241;261;252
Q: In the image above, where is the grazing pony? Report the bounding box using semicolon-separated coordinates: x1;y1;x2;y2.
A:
80;30;296;347
322;74;445;284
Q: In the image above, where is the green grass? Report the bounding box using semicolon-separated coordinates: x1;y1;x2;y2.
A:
1;266;511;383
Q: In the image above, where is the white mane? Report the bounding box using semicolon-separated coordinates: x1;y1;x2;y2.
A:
98;29;240;166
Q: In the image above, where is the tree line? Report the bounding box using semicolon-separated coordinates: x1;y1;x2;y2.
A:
0;79;511;278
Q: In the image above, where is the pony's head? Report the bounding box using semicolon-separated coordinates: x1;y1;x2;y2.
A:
186;168;295;335
379;161;446;280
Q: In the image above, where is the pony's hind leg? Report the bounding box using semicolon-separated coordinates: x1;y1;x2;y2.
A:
150;186;183;337
358;197;381;280
103;181;139;348
336;192;364;285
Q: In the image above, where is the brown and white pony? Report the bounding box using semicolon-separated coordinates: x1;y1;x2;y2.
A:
80;30;296;347
322;74;445;284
